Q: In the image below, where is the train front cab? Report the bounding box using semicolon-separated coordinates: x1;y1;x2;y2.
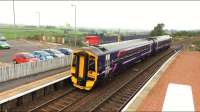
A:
70;50;98;90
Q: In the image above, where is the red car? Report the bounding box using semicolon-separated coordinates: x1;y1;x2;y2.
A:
12;52;38;64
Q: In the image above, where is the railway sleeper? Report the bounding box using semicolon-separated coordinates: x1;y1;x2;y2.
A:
110;98;125;105
40;108;51;112
112;95;128;102
119;89;134;95
123;86;134;92
114;93;126;98
99;104;119;112
63;97;76;102
99;107;115;112
45;105;60;111
57;99;71;105
107;100;123;107
50;101;64;107
53;102;66;108
118;95;129;101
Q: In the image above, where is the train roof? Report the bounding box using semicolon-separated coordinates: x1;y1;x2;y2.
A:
98;39;152;53
77;35;171;56
77;39;152;56
150;35;172;41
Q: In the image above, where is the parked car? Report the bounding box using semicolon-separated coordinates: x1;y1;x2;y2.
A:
12;52;38;64
42;49;65;58
32;51;54;61
57;48;72;55
0;41;10;49
0;34;6;41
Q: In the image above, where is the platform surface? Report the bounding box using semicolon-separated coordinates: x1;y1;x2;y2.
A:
126;51;200;111
0;71;70;104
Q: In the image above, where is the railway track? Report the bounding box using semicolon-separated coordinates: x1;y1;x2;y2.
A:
29;88;89;112
14;47;180;112
90;49;175;112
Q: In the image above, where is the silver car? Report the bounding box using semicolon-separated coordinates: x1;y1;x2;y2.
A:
43;49;65;58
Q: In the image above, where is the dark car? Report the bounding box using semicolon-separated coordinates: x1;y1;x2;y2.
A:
57;48;72;55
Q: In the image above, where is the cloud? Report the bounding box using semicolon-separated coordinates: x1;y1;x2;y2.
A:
0;1;200;30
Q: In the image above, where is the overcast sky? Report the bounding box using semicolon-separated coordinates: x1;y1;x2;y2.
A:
0;1;200;30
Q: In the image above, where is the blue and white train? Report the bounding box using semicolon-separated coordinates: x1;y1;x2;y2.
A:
70;35;172;90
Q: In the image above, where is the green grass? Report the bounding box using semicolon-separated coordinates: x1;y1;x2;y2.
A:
0;25;85;40
190;40;200;51
171;36;186;43
0;27;63;39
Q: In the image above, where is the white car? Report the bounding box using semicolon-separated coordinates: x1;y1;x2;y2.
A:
0;35;6;41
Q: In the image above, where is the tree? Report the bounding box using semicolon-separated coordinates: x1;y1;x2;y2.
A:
150;23;165;36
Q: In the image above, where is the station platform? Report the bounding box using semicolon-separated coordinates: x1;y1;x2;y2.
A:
123;51;200;111
0;71;70;105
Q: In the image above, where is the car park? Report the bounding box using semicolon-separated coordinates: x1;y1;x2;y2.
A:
0;41;10;49
12;52;38;64
57;48;72;55
43;49;65;58
32;51;54;61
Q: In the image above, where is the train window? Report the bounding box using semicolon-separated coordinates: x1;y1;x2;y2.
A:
98;46;107;52
72;55;77;66
89;56;95;71
98;59;103;72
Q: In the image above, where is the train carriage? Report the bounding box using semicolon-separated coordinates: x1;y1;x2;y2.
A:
153;35;172;51
71;35;172;90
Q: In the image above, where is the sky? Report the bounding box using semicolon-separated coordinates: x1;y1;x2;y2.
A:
0;1;200;31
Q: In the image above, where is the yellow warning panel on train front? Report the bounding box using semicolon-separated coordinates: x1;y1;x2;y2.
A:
79;56;84;78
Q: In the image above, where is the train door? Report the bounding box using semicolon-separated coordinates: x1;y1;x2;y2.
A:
105;54;110;78
76;53;89;86
151;39;157;53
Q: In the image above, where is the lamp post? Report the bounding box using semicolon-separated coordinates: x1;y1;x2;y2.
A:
35;12;40;27
13;0;16;26
71;4;77;32
71;4;77;47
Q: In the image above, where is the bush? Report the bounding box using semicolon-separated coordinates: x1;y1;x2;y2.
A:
172;31;200;37
150;23;166;36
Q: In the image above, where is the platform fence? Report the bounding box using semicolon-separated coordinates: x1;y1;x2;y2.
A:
0;55;72;83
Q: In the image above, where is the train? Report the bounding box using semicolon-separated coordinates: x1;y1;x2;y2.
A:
70;35;172;90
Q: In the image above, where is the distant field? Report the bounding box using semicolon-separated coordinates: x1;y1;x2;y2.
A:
0;26;64;39
0;25;85;40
